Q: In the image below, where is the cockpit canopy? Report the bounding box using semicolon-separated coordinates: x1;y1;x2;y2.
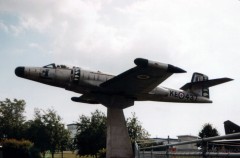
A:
43;63;72;69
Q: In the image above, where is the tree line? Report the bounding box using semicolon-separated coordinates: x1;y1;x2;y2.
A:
0;98;221;157
0;99;70;158
0;98;149;158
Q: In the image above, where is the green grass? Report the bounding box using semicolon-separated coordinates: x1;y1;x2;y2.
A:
44;151;78;158
53;151;78;158
52;151;95;158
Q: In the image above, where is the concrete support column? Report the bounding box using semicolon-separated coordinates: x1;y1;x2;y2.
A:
107;108;134;158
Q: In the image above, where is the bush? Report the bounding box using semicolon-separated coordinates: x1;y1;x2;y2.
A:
2;139;33;158
97;148;106;158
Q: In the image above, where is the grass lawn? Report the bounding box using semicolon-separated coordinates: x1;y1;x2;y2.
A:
44;151;96;158
54;152;75;158
47;151;79;158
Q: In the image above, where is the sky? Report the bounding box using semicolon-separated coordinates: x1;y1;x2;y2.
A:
0;0;239;138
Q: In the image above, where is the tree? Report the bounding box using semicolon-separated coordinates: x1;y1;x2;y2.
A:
75;110;107;157
74;110;150;156
198;123;219;150
25;109;50;157
0;98;70;157
126;112;150;142
26;108;70;158
0;98;26;139
58;124;71;158
199;123;219;138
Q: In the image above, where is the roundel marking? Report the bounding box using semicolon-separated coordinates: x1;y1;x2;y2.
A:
137;74;150;80
179;92;185;99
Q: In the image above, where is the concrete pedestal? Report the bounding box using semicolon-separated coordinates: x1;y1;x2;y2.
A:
106;108;134;158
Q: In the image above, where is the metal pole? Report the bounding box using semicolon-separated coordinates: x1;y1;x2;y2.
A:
202;139;207;158
151;145;153;158
166;146;169;158
167;135;170;158
167;152;240;157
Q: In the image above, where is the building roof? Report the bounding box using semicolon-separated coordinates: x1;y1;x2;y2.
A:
67;123;78;126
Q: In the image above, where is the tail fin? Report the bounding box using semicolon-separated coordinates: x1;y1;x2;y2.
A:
191;73;210;98
181;72;233;98
224;120;240;135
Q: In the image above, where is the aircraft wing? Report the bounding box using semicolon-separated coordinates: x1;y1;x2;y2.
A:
100;58;186;94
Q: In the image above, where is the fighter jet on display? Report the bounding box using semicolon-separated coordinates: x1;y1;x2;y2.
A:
15;58;233;108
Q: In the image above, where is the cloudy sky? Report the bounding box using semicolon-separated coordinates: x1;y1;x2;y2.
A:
0;0;239;138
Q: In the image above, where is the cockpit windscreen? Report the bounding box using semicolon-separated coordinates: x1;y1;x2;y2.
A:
43;63;72;69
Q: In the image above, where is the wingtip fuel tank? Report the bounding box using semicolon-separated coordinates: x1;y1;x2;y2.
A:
134;58;186;73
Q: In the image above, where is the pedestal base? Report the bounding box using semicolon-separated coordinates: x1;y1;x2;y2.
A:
106;108;134;158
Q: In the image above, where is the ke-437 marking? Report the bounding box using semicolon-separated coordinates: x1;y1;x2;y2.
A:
169;90;197;101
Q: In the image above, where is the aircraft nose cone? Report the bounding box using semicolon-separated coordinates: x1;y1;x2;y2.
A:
15;67;25;77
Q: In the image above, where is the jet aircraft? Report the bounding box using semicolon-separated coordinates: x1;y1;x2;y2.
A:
15;58;233;108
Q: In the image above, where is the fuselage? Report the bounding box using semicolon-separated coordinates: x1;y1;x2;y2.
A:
15;63;212;105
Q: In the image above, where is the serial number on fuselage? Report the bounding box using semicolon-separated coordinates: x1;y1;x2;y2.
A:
169;90;197;101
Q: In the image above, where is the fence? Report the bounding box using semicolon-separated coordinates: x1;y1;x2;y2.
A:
135;132;240;158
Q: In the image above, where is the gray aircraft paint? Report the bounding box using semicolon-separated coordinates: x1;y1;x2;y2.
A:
15;58;232;108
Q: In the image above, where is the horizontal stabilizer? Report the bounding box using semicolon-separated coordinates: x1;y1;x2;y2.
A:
181;78;233;91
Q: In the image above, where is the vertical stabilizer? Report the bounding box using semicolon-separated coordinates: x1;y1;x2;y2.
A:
224;120;240;135
191;73;210;98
